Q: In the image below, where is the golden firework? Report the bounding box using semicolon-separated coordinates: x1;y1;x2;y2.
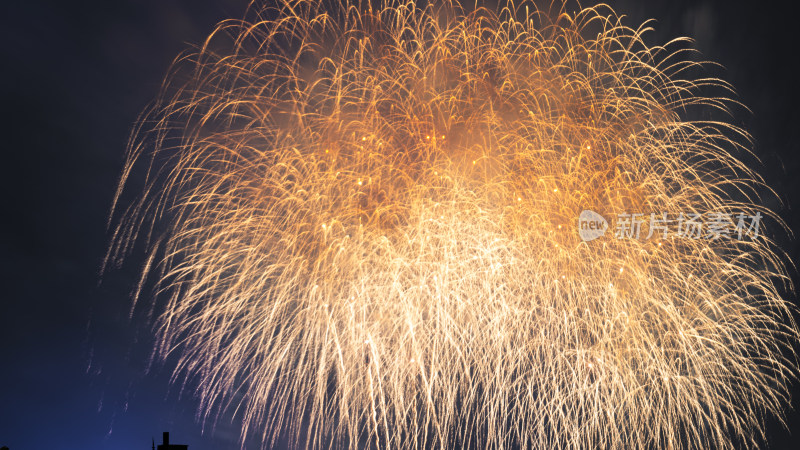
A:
108;1;798;448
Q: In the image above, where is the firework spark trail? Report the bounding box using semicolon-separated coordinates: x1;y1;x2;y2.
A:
108;0;798;448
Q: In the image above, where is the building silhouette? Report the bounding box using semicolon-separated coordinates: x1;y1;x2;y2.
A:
154;432;188;450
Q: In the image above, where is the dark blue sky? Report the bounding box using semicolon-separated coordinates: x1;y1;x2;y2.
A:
1;1;799;449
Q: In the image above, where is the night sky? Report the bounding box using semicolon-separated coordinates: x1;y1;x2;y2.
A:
2;1;800;449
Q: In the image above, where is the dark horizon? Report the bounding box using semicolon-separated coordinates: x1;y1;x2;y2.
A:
2;0;800;449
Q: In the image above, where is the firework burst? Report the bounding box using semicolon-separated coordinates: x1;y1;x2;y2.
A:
108;0;798;448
